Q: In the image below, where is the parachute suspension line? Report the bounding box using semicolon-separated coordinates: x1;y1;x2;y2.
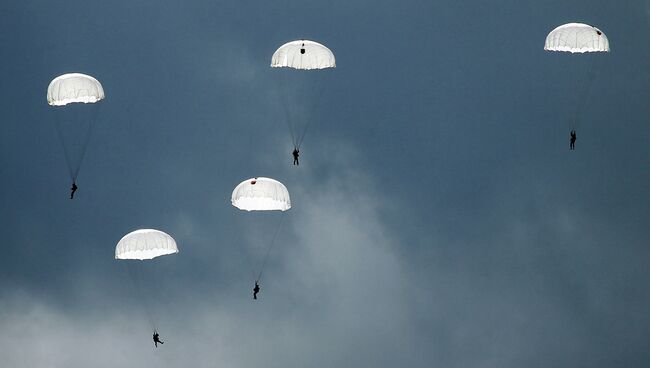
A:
53;117;76;181
256;212;286;283
296;79;326;149
125;262;158;331
571;57;597;131
237;234;258;281
232;215;261;281
280;71;298;148
71;115;95;181
52;106;100;181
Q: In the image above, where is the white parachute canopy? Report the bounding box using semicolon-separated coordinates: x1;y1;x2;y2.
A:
115;229;179;260
47;73;105;106
232;177;291;211
544;23;609;53
271;40;336;70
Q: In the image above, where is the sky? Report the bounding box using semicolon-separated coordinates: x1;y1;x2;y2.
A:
0;0;649;366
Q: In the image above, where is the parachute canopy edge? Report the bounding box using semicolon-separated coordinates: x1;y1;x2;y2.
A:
47;73;105;106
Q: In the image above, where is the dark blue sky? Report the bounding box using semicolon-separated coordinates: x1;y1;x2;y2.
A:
0;0;648;366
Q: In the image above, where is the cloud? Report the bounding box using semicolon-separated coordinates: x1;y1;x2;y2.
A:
0;143;427;367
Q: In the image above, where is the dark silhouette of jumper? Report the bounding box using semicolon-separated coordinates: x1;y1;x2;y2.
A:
253;282;260;300
570;130;577;150
70;182;78;199
153;332;164;347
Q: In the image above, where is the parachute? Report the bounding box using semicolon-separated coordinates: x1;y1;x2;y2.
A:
271;40;336;70
544;23;609;131
47;73;105;105
47;73;105;182
115;229;179;332
271;40;335;151
232;178;291;282
231;177;292;211
544;23;610;53
115;229;179;260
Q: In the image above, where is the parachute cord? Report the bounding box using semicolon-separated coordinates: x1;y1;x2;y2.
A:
280;71;298;148
241;240;259;282
125;262;158;331
296;80;326;149
233;223;262;282
572;57;597;131
52;105;100;182
71;115;95;180
256;212;286;283
53;117;76;181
